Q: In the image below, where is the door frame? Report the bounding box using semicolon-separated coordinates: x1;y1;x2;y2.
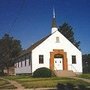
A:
54;57;63;70
50;49;68;70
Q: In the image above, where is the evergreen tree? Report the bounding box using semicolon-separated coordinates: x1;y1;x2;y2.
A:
82;54;90;73
58;23;80;49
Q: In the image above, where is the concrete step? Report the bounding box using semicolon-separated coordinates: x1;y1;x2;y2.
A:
54;70;77;77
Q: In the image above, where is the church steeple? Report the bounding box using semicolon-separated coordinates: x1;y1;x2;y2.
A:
53;7;55;18
51;8;58;33
52;8;57;27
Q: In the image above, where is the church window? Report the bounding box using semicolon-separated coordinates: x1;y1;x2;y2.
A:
21;60;22;67
25;56;26;66
21;61;22;67
18;61;19;68
15;63;17;68
56;37;60;43
72;55;76;64
25;60;26;66
29;55;31;65
55;61;57;63
39;55;44;64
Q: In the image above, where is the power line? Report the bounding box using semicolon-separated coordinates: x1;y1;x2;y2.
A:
8;0;25;35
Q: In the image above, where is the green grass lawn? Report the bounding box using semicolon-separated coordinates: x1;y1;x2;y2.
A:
79;74;90;79
4;75;90;89
0;78;16;89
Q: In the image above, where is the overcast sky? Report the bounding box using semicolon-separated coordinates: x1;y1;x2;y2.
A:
0;0;90;54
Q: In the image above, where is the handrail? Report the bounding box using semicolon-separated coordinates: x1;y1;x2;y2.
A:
54;64;78;73
68;64;78;72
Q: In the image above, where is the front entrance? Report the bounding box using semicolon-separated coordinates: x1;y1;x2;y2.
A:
50;49;68;71
54;58;63;70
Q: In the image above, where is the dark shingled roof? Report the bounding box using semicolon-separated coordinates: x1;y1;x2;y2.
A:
27;34;51;52
18;34;51;57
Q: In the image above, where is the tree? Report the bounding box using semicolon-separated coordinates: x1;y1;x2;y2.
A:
0;33;22;74
82;54;90;73
58;23;80;49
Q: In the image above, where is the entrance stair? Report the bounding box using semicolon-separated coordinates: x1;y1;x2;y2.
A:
54;70;77;77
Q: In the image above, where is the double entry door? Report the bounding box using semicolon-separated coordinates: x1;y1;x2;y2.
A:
54;58;63;70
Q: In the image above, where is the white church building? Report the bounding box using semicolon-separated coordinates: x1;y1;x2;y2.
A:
15;10;82;76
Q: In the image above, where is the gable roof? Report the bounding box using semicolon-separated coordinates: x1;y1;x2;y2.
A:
18;34;51;57
27;34;51;52
18;30;80;58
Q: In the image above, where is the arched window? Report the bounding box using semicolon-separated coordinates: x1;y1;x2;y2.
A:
54;54;63;58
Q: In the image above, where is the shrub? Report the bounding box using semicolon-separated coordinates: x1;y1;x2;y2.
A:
78;84;86;90
57;83;65;90
0;70;4;76
33;67;52;78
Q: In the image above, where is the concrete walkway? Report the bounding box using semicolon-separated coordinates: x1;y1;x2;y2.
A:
7;79;25;90
0;77;25;90
70;77;90;83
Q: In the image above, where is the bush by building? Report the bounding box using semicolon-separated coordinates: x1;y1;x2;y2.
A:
33;67;53;78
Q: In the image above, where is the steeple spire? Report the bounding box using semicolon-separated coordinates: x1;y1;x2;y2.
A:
52;7;57;28
53;7;55;18
51;7;58;33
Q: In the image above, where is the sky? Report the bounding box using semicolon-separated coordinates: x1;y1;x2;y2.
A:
0;0;90;54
